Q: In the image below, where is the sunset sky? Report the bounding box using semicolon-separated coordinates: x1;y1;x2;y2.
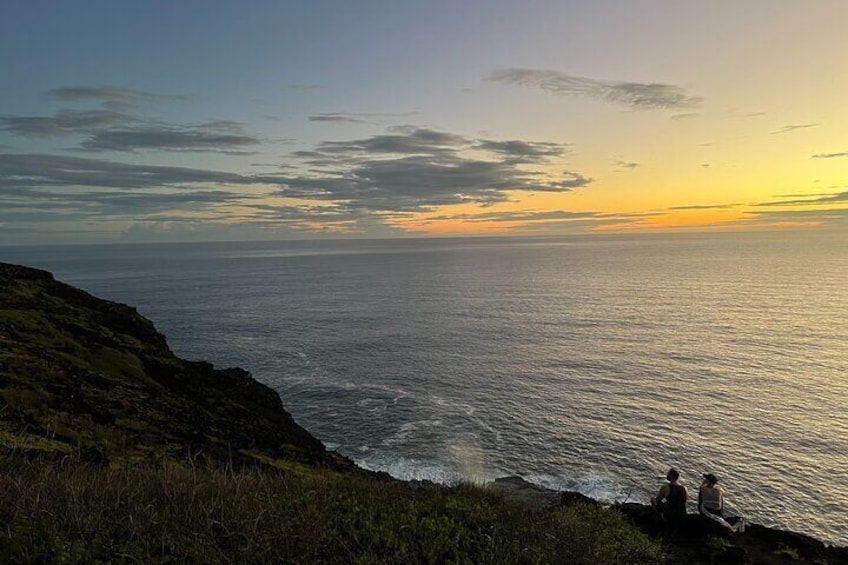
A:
2;0;846;244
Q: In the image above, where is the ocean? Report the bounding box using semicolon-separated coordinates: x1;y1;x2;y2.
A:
2;231;846;545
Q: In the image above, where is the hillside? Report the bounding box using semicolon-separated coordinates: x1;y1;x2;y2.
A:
0;262;350;470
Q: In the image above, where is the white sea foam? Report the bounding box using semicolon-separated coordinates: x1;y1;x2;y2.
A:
524;473;638;503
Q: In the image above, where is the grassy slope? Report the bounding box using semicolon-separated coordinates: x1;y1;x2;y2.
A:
0;459;661;564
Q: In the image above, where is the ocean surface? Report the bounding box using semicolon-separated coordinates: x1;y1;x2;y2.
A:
2;232;846;545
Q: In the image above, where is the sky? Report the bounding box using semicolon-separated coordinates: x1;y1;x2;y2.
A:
1;0;846;244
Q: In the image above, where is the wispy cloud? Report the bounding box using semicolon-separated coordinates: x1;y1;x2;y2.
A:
613;159;640;169
0;110;134;136
0;153;277;234
753;191;848;207
423;209;597;223
770;123;818;135
309;114;367;124
48;86;186;109
742;207;848;230
0;153;255;190
668;203;737;210
671;113;700;120
488;69;701;109
308;111;421;125
1;103;261;153
811;151;848;159
79;122;261;153
476;139;567;162
416;209;661;233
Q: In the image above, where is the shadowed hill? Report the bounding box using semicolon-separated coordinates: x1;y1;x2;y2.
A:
0;262;351;470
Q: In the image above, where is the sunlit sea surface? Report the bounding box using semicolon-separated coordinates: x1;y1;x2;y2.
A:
3;232;846;545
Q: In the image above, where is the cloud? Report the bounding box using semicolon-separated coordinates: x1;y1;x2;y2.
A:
668;203;737;210
274;128;590;212
0;152;274;236
488;68;701;109
0;110;134;136
309;114;367;124
48;86;186;109
308;111;420;125
0;105;261;153
754;207;848;219
424;209;598;223
0;189;252;219
312;127;468;156
812;151;848;159
79;122;261;153
771;123;818;135
0;153;255;190
475;139;567;162
613;159;640;169
1;126;593;239
754;191;848;207
416;209;660;233
742;207;848;229
671;113;700;120
554;170;593;188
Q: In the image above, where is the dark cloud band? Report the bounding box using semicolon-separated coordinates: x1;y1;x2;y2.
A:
488;69;701;109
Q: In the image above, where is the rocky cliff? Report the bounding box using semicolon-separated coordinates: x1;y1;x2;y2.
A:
0;262;353;470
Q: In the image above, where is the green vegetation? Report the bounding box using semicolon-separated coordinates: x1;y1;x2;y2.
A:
772;544;802;562
0;457;662;564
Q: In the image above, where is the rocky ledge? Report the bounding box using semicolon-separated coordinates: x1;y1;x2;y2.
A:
491;476;848;564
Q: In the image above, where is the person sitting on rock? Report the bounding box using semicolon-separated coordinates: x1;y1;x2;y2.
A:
699;472;744;534
652;467;688;523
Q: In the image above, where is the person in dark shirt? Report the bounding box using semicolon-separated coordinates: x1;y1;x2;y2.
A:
652;467;688;523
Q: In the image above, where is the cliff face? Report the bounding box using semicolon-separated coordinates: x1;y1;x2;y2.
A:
0;262;350;469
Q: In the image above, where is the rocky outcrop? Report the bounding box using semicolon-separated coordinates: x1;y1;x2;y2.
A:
495;476;848;564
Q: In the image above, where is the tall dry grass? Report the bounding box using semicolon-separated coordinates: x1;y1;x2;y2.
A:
0;457;662;564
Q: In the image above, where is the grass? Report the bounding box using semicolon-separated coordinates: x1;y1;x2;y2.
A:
0;457;663;564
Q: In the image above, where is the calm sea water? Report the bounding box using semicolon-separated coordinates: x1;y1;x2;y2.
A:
2;232;846;545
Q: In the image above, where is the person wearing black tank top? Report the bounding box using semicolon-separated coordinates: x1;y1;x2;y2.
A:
652;467;688;523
